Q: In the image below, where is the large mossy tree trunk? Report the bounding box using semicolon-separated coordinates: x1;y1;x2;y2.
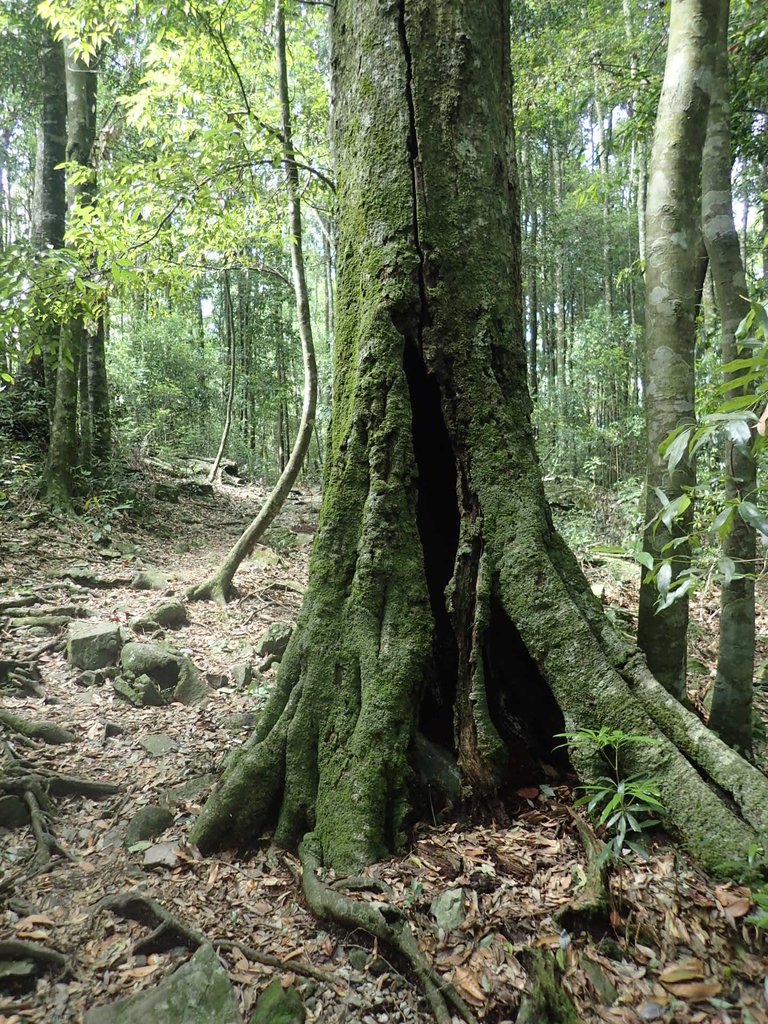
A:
702;0;757;753
192;0;768;875
637;0;719;699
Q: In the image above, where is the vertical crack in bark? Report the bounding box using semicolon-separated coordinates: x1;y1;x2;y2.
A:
396;0;429;344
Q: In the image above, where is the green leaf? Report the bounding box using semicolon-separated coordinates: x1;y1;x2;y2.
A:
662;427;692;474
738;501;768;538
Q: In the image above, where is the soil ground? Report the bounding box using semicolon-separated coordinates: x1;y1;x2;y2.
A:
1;473;767;1024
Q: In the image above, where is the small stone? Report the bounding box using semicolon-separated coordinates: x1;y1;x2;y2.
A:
67;622;122;670
249;977;305;1024
165;774;218;804
125;805;174;847
231;662;252;688
143;841;181;869
347;949;369;972
139;734;177;757
430;888;465;932
131;600;188;633
249;545;280;567
76;670;102;688
130;569;172;591
206;672;229;689
255;622;294;662
112;676;167;708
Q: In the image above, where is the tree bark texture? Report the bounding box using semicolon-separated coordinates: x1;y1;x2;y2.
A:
21;23;66;420
207;270;237;484
702;0;756;753
192;0;768;875
637;0;719;699
45;45;97;506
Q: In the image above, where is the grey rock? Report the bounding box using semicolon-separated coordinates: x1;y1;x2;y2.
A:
139;734;177;757
113;675;168;708
76;670;103;688
430;888;465;932
255;621;294;661
231;661;252;688
143;841;181;869
125;805;174;847
85;943;240;1024
120;643;208;705
67;622;123;670
206;672;229;688
121;643;183;688
249;978;305;1024
249;545;280;567
131;600;187;633
173;662;209;705
347;948;369;972
130;570;171;592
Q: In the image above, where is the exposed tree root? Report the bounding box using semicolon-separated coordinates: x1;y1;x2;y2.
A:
0;939;67;969
555;809;610;931
25;790;75;874
214;940;348;985
0;709;76;745
98;891;206;954
0;742;120;886
516;949;580;1024
0;659;44;697
99;890;347;984
299;834;476;1024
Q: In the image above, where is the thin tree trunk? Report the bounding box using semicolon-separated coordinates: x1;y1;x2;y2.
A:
188;0;317;603
637;0;719;699
702;0;756;754
88;315;111;468
208;270;238;483
592;65;613;316
45;44;97;507
22;23;66;425
552;138;567;432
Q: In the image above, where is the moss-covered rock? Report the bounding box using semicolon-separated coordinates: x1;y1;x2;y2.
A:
249;978;304;1024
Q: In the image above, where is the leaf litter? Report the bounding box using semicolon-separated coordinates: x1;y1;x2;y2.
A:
0;478;766;1023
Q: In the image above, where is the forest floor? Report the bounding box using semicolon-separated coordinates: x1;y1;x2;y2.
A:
0;470;767;1024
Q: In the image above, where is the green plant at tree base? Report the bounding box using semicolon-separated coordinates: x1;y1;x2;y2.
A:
557;727;665;865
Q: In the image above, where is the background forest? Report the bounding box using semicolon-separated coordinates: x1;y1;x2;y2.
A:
2;1;768;1023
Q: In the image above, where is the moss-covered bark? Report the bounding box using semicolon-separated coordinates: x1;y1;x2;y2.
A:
637;0;719;698
192;0;768;876
702;0;757;754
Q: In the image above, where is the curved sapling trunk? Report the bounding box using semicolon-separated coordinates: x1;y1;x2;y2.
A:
187;1;317;604
192;0;768;877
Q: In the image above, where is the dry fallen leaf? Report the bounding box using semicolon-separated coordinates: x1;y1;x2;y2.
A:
453;965;488;1006
658;958;705;984
660;979;722;1001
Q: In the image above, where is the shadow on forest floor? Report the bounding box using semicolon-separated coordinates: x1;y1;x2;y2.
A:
1;470;767;1023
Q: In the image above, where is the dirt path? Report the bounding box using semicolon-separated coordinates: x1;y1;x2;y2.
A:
1;480;766;1023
